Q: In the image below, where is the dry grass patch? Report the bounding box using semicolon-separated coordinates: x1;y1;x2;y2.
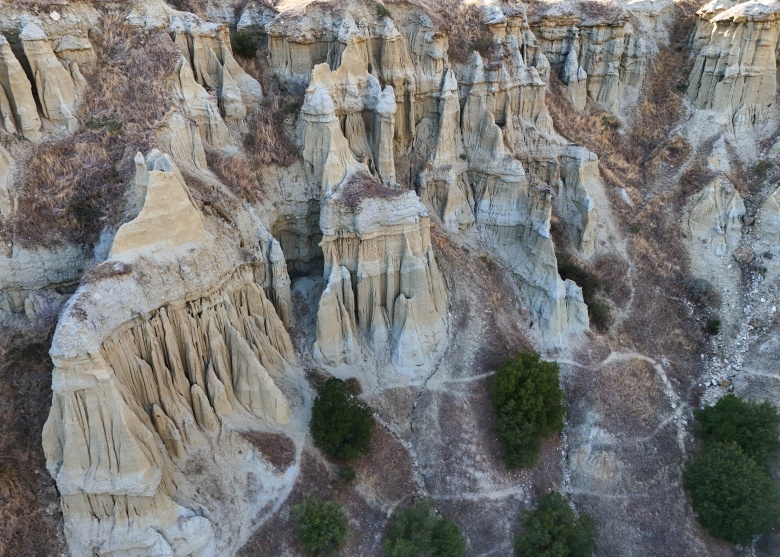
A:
14;19;180;247
340;171;404;208
0;329;64;557
231;52;301;169
206;149;264;202
241;431;296;471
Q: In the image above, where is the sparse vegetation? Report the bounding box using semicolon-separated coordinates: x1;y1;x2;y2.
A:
231;30;258;59
515;492;597;557
382;498;466;557
337;465;356;484
292;497;350;556
310;378;374;461
205;150;264;202
557;260;601;303
492;352;566;468
683;442;780;545
0;324;64;556
557;258;612;331
753;160;773;179
14;19;180;246
376;4;392;19
685;277;722;310
705;317;721;336
587;300;613;332
433;1;492;64
694;395;780;467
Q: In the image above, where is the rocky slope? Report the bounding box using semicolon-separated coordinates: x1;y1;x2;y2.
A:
0;0;778;556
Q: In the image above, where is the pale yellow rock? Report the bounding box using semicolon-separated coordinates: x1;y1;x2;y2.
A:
418;69;474;231
174;17;263;121
531;7;645;113
0;34;42;139
152;404;187;459
110;151;207;258
54;35;97;68
21;22;78;131
191;384;220;432
171;56;232;148
157;111;208;170
45;245;298;557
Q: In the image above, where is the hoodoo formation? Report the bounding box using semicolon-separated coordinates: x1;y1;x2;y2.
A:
0;0;779;556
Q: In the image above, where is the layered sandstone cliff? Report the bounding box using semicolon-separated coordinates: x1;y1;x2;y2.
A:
688;0;780;131
42;152;302;557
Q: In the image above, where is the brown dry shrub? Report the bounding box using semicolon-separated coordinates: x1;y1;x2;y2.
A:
526;0;627;25
0;329;64;557
591;253;631;307
205;149;264;202
676;157;714;204
14;20;180;247
236;52;301;168
81;260;133;284
241;431;296;471
340;171;404;209
410;0;491;64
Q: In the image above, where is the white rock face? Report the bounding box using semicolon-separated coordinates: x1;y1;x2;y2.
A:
530;5;646;113
759;184;780;241
688;0;780;131
21;22;78;132
43;151;302;557
687;176;745;259
0;34;42;139
0;143;12;219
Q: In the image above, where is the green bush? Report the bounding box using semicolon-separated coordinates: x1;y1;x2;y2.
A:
492;352;566;468
231;30;258;58
310;378;374;461
557;261;601;303
376;4;393;18
705;317;721;336
683;442;780;544
382;499;465;557
337;465;356;483
587;300;613;332
695;395;780;467
515;492;596;557
292;497;350;556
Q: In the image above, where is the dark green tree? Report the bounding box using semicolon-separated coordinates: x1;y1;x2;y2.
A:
231;30;258;58
382;499;466;557
492;352;566;468
683;442;780;545
310;378;374;461
695;395;780;466
515;492;596;557
292;497;350;556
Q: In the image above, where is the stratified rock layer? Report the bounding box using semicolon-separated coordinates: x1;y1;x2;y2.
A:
688;0;780;130
43;151;300;557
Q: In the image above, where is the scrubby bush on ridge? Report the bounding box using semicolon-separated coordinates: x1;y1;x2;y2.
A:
684;396;780;544
310;377;374;461
694;395;780;467
492;352;566;468
515;492;596;557
683;442;780;545
382;498;465;557
292;496;349;556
